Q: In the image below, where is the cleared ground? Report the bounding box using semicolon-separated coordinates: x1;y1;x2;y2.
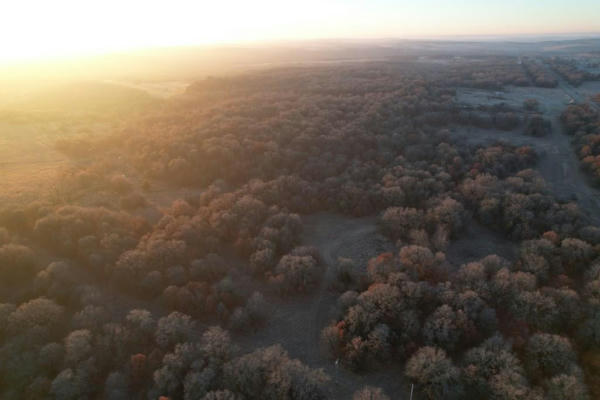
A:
446;221;517;266
238;213;403;400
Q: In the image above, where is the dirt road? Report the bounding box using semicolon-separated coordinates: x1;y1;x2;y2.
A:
301;213;403;399
536;64;600;224
301;213;394;356
456;67;600;225
237;213;403;399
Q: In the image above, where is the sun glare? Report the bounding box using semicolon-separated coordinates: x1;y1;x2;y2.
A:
1;0;342;62
3;0;600;399
1;0;599;62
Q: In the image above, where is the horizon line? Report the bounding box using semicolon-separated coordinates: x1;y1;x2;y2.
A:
2;31;600;66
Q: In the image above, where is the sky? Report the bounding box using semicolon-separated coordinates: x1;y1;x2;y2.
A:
1;0;599;62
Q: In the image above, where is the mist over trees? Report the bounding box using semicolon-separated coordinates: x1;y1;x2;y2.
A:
548;57;600;87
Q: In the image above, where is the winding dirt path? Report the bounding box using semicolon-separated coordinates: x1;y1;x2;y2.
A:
299;213;404;399
306;221;381;348
236;213;401;399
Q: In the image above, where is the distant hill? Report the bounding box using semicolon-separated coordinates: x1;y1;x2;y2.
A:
0;81;159;122
2;38;599;89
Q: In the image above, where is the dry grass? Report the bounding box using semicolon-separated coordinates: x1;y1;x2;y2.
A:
0;81;161;203
0;119;116;203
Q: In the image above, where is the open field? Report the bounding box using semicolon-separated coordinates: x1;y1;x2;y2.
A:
0;121;92;202
0;82;162;203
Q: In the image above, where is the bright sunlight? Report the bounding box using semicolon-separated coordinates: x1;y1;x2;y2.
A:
2;1;600;399
2;0;599;62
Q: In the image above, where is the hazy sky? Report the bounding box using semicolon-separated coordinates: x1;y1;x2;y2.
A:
2;0;599;61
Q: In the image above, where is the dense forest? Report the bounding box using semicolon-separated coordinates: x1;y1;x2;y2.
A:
548;57;600;87
2;57;600;399
522;58;558;88
562;103;600;184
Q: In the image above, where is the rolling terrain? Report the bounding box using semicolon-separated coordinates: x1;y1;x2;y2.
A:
2;40;600;399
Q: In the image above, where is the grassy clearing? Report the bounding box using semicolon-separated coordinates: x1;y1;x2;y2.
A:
0;82;161;203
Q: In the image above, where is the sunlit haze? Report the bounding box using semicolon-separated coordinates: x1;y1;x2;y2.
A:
3;0;600;398
2;0;600;62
